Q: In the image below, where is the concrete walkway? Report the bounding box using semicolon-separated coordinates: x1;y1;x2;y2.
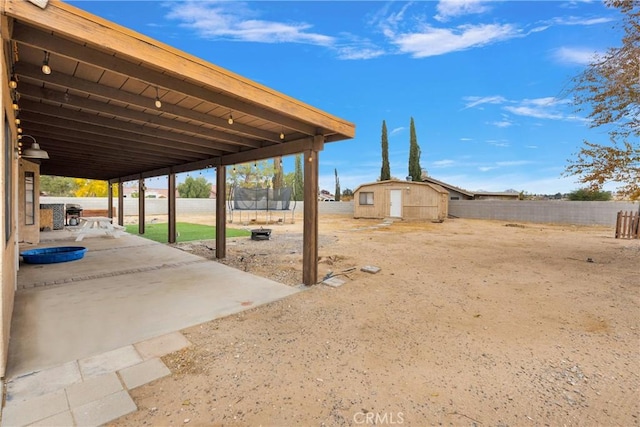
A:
3;231;299;426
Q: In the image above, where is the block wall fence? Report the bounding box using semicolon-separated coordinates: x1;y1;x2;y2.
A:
41;197;637;226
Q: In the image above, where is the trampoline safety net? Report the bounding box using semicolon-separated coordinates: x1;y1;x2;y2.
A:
232;187;292;210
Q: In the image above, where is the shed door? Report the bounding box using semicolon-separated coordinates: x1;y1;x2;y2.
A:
389;190;402;217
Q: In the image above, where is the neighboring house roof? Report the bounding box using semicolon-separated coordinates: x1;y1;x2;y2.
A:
420;176;474;197
422;176;519;199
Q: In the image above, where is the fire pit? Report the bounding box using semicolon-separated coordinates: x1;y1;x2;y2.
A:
20;246;88;264
251;228;271;241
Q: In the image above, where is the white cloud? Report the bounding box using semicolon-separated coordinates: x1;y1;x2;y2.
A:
488;141;509;147
496;160;534;167
462;95;507;110
166;1;334;45
551;16;615;26
488;119;512;128
552;46;599;65
392;23;520;58
504;97;574;120
433;159;457;168
478;166;497;172
336;47;386;60
435;0;491;22
459;137;473;141
390;127;405;136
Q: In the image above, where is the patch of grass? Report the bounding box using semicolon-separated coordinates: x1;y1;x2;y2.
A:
125;222;250;243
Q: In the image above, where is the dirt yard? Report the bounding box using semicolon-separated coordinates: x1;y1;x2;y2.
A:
112;215;639;426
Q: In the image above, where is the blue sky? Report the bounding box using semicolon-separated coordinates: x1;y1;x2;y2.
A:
70;0;623;195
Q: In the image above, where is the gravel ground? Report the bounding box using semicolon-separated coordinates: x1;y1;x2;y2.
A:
112;215;639;426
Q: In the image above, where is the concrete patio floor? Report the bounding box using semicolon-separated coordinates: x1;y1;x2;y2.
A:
7;230;300;380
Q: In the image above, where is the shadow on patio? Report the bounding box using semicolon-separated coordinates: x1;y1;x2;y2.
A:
8;230;299;380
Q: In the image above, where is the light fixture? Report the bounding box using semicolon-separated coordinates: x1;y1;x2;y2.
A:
154;87;162;108
12;97;19;111
17;126;22;134
41;51;51;75
228;113;233;125
280;130;285;140
9;72;17;89
20;135;49;160
14;116;20;125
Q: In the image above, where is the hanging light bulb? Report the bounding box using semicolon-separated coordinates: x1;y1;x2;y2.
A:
228;113;233;125
9;73;18;89
280;130;285;140
17;126;22;134
41;51;51;75
14;116;20;125
154;87;162;108
12;97;19;111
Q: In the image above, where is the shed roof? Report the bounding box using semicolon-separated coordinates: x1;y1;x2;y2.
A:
3;0;355;181
354;179;448;194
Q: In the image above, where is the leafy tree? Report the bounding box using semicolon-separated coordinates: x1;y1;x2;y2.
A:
380;120;391;181
564;0;639;200
227;161;274;190
408;117;422;182
40;175;77;196
177;176;212;198
568;188;612;201
73;179;112;197
334;168;341;201
341;188;354;201
293;154;304;201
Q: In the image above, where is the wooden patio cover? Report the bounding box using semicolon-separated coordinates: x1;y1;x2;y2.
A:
2;0;355;285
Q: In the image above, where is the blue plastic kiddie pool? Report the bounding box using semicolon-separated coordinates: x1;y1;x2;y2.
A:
20;246;88;264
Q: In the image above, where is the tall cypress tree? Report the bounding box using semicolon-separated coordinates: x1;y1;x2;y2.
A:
408;117;422;182
334;168;341;201
293;154;304;201
272;156;283;189
380;120;391;181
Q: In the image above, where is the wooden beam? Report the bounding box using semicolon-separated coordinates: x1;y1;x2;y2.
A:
138;178;145;235
108;182;113;219
117;181;124;226
15;63;283;143
18;82;263;149
10;23;331;136
168;172;176;244
19;101;234;155
216;166;226;259
302;142;321;286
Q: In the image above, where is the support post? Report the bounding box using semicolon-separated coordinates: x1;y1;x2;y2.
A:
138;178;145;234
168;172;177;243
107;182;113;219
117;181;124;226
216;166;226;258
303;145;320;285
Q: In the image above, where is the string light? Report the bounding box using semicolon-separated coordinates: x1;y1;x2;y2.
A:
9;72;17;89
228;113;233;125
154;87;162;108
41;51;51;75
280;130;285;140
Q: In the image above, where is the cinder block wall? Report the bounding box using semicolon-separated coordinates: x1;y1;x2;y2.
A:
40;198;355;216
449;200;638;226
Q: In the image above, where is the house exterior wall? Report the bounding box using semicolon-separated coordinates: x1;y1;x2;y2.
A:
353;180;447;221
18;160;40;244
446;189;473;200
1;25;18;378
